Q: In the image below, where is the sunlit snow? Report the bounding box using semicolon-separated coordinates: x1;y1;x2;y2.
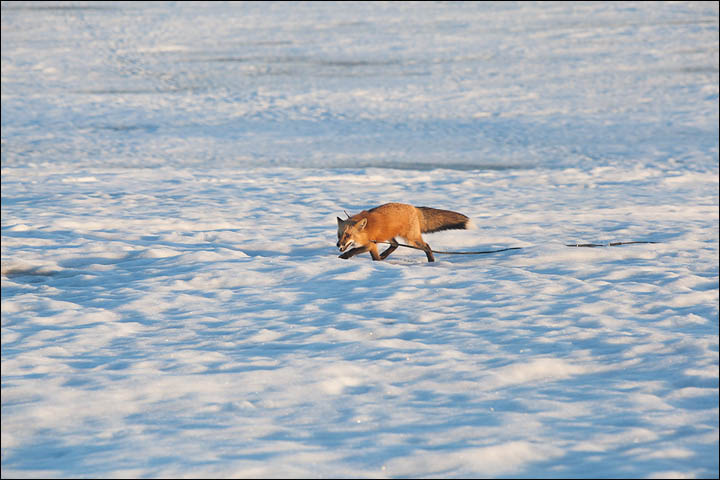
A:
1;1;718;478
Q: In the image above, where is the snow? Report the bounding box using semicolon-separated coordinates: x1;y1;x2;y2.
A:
1;1;718;478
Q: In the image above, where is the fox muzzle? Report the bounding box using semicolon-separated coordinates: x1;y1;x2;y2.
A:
337;239;354;252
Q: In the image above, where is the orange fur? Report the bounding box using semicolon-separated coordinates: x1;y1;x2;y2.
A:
336;203;471;262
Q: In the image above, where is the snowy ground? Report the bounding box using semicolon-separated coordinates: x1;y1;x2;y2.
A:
1;1;718;478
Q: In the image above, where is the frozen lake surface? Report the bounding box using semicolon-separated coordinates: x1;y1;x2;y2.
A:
2;1;718;478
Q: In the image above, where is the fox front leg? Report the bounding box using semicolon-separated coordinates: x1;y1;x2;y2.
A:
339;246;369;259
368;243;382;261
379;239;399;260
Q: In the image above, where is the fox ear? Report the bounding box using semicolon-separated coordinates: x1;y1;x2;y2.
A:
337;217;344;225
357;218;367;230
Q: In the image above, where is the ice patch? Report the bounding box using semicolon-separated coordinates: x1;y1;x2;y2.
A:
61;176;97;183
385;441;564;477
488;358;603;388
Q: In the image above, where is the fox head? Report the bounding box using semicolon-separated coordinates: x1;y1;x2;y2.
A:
336;217;368;252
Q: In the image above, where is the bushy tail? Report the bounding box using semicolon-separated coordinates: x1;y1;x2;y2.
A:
417;207;473;233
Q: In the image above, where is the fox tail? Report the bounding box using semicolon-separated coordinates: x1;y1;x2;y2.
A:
417;207;474;233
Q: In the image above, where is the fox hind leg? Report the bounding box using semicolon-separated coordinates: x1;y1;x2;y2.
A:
423;244;435;262
412;240;435;262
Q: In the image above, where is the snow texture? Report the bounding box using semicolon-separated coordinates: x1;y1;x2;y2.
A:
2;1;718;478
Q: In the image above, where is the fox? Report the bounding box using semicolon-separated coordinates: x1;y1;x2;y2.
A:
336;202;473;262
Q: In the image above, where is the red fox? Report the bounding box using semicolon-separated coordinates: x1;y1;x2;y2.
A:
336;203;473;262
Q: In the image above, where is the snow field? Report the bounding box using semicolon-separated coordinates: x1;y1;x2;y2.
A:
2;165;718;477
2;1;718;477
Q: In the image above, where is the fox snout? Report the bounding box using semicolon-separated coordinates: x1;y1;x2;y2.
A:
337;239;353;252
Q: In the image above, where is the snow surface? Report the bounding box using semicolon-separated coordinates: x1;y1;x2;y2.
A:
1;1;718;478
